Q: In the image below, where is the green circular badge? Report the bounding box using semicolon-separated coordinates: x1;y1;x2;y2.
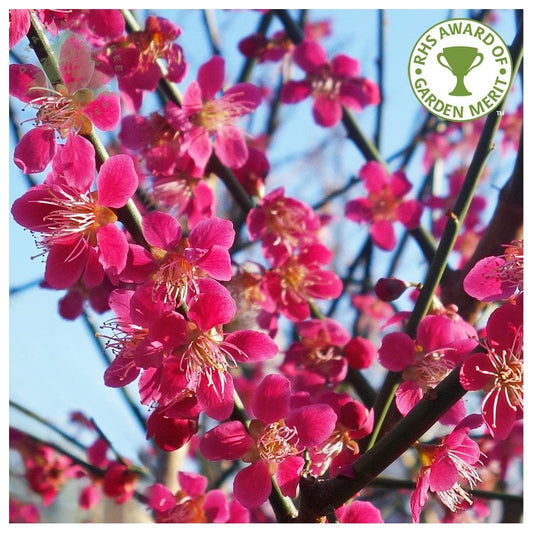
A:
408;18;512;121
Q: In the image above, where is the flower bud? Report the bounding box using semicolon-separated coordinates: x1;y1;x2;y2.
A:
374;277;409;301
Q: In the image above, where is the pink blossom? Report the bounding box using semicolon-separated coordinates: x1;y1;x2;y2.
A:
175;56;262;170
9;498;41;523
145;471;238;523
463;239;523;302
101;284;186;398
10;35;120;173
280;39;380;127
247;186;321;265
140;211;235;307
281;318;350;393
411;415;483;522
345;161;423;251
310;391;373;476
200;374;337;508
178;279;278;420
261;244;343;321
99;15;186;110
460;295;523;440
11;151;138;289
378;314;477;425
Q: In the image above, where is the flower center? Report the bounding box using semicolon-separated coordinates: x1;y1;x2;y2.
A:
368;188;400;221
180;323;239;395
152;241;200;307
256;422;299;463
308;66;342;99
29;85;94;137
37;188;116;250
193;92;256;132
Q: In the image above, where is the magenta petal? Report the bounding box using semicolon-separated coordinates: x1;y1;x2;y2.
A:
397;199;423;230
197;372;235;421
395;381;423;417
225;330;278;363
378;332;415;371
279;80;312;103
370;220;396;251
59;35;94;91
187;127;212;170
145;483;175;512
482;389;517;440
463;256;515;302
276;455;304;498
411;468;430;523
233;461;272;508
85;92;121;131
14;128;56;174
360;161;388;192
286;404;336;447
96;154;138;208
198;56;225;101
45;241;87;289
252;374;291;424
439;398;466;426
9;63;48;101
214;125;248;169
178;471;208;498
97;224;129;274
11;185;58;230
9;10;31;49
345;198;373;223
331;54;361;78
312;96;342;127
460;353;492;390
104;355;140;387
337;501;384;523
141;211;181;250
293;40;327;73
200;420;253;460
204;489;230;523
429;456;458;492
188;279;236;330
192;246;232;280
58;133;96;191
189;217;235;249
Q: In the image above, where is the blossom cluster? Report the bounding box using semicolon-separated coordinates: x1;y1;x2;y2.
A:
9;8;522;525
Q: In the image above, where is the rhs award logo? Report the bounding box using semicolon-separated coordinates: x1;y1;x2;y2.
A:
408;18;512;121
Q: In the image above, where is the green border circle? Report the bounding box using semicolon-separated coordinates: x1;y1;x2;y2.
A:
407;18;513;122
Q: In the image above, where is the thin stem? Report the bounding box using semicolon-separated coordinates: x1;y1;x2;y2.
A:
237;11;274;83
202;10;222;56
374;10;386;150
10;400;87;453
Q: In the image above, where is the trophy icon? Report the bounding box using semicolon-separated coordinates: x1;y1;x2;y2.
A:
437;46;484;96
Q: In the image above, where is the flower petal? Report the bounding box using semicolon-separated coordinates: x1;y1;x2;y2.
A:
200;420;254;460
233;461;272;508
96;155;138;208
